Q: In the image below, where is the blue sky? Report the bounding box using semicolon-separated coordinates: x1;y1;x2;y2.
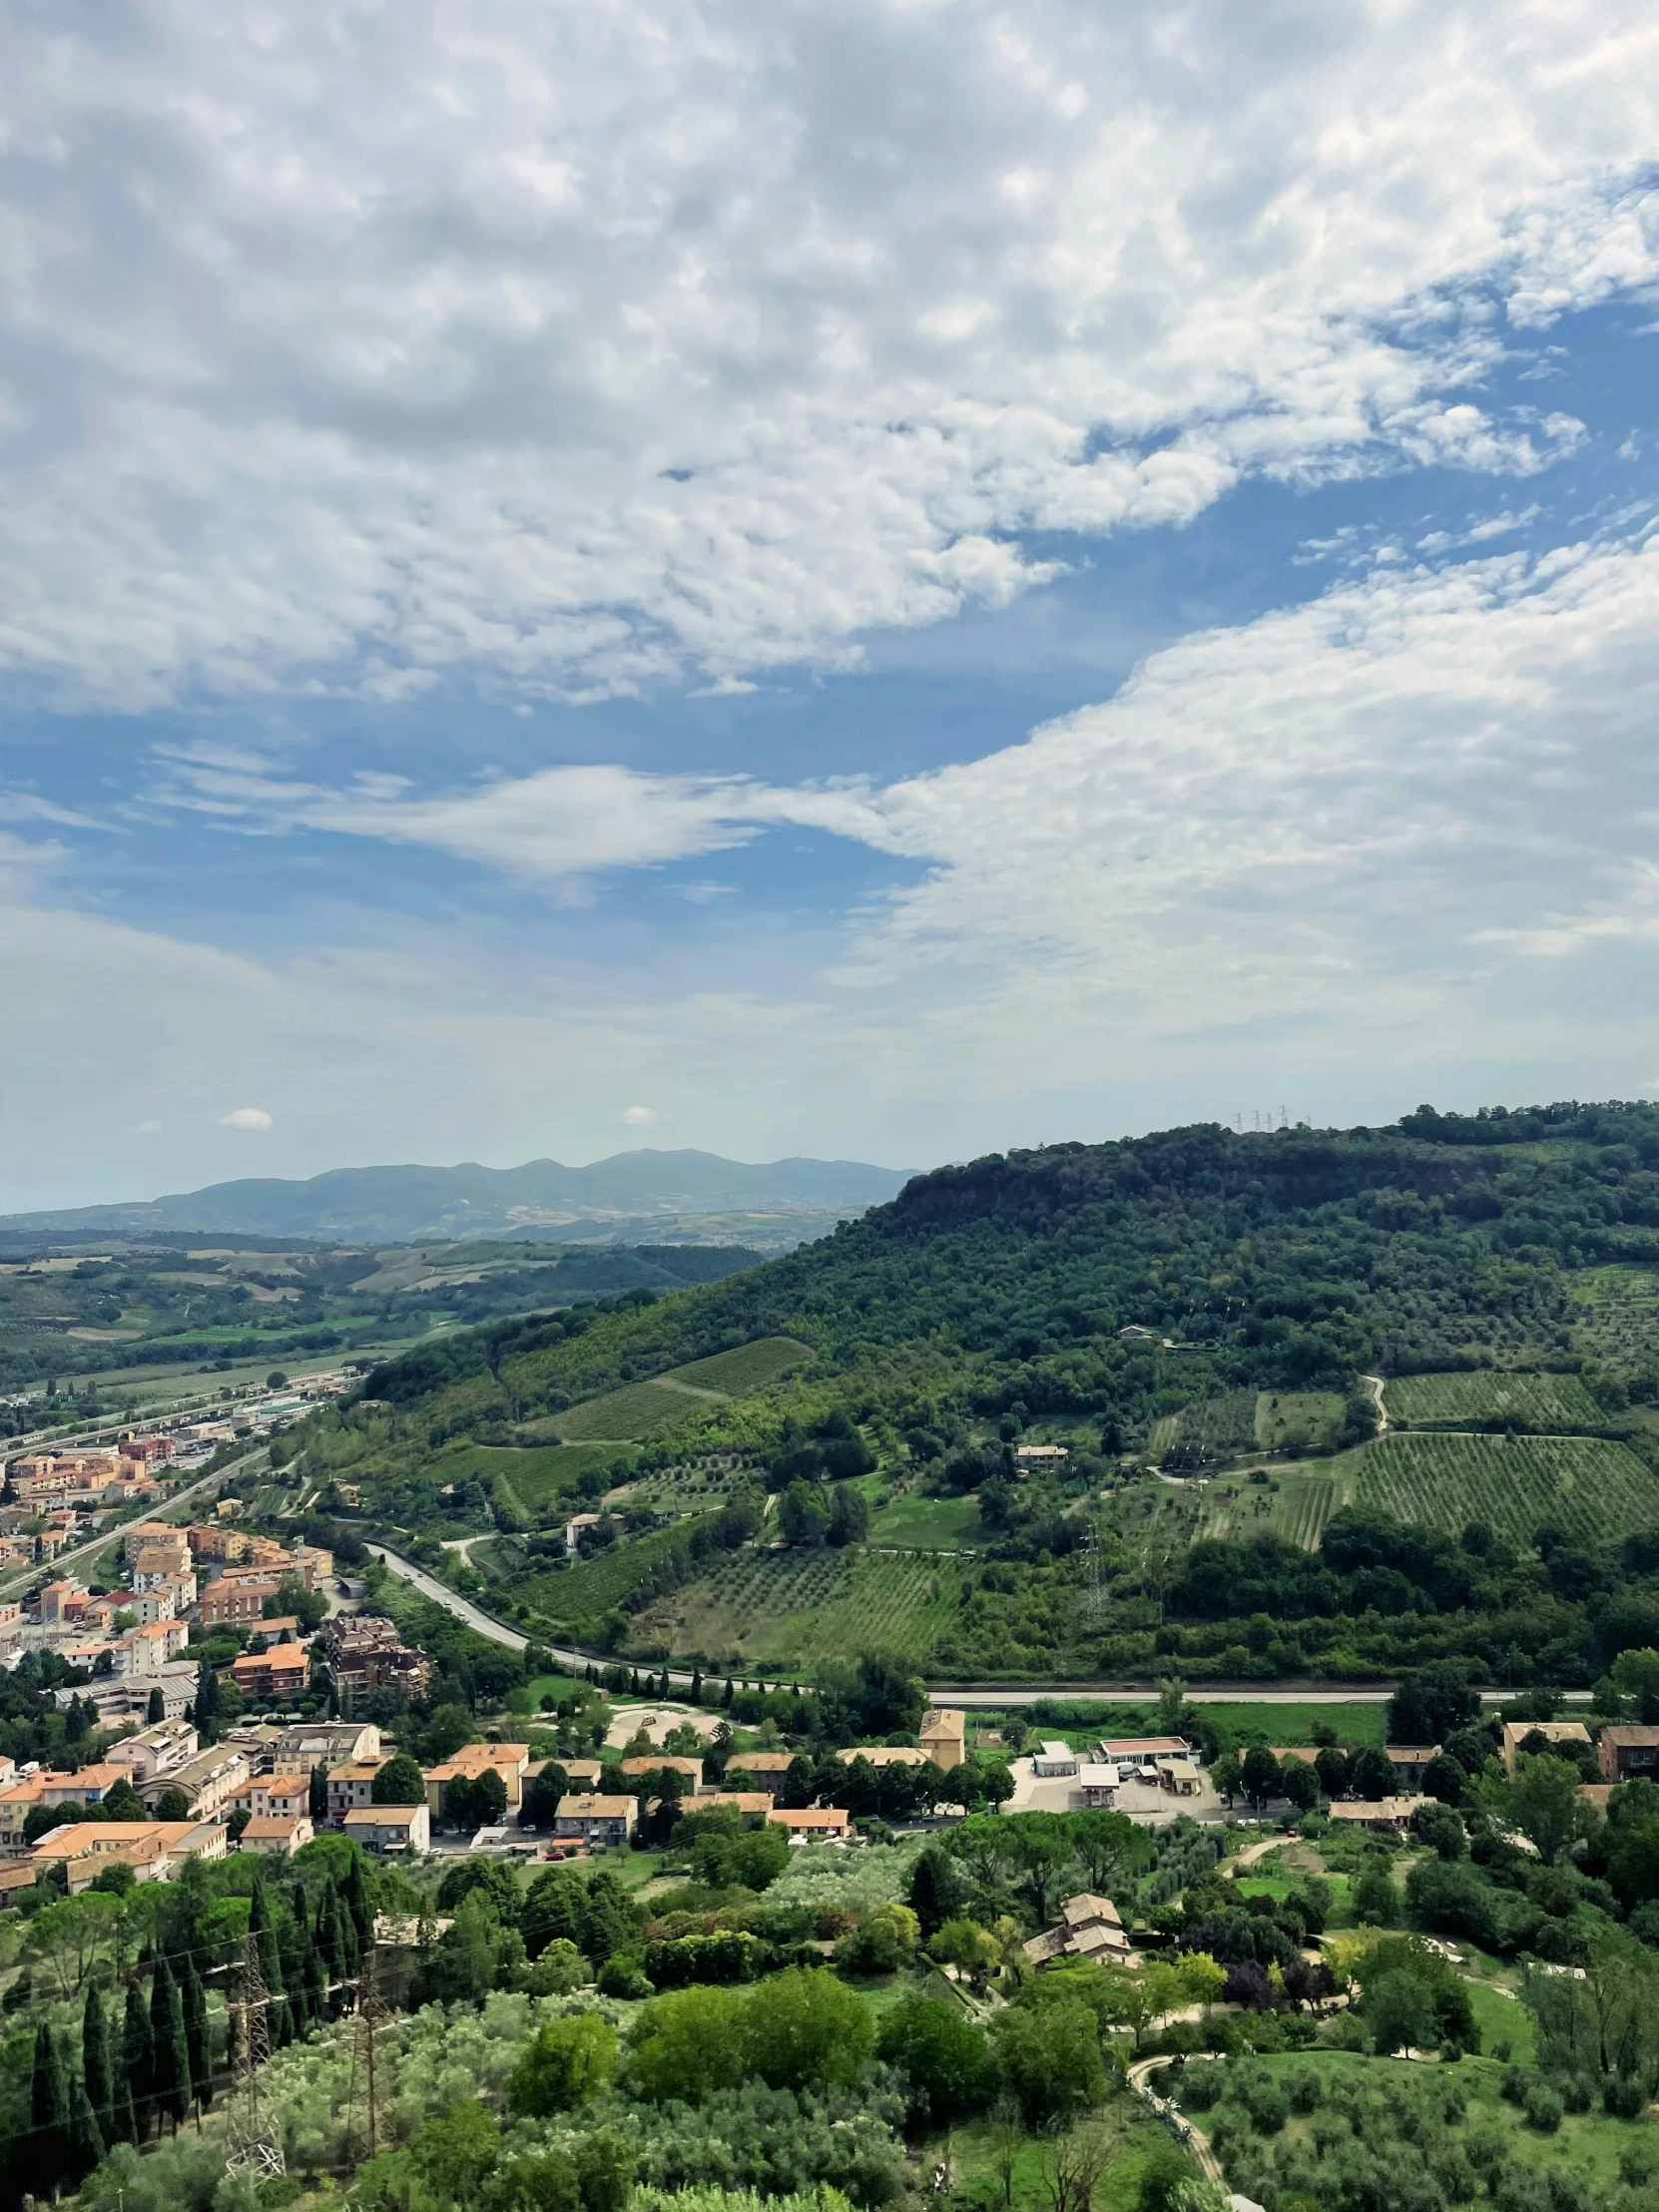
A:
6;2;1659;1208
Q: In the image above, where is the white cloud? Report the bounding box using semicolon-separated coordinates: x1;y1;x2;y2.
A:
137;1121;162;1136
622;1106;660;1127
220;1107;274;1130
0;2;1652;707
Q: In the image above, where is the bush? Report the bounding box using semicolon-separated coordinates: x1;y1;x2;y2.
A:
1522;2081;1563;2133
1605;2073;1648;2119
507;2011;618;2116
874;1995;995;2124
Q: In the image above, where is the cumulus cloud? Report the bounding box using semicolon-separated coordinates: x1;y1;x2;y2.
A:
622;1106;660;1127
0;1;1652;707
220;1107;274;1130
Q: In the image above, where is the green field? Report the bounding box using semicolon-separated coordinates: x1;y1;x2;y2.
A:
666;1336;811;1393
517;1519;709;1635
867;1491;983;1548
1383;1369;1605;1428
623;1546;956;1669
1199;1469;1347;1550
1348;1428;1659;1543
555;1379;710;1441
1255;1389;1345;1451
437;1440;633;1516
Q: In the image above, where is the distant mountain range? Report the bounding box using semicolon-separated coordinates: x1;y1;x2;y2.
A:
0;1151;917;1246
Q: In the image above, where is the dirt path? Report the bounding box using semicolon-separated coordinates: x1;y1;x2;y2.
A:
1126;2058;1227;2187
1360;1375;1389;1432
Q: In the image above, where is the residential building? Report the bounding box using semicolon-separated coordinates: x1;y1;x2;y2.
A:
272;1720;381;1774
767;1806;852;1842
188;1524;253;1563
107;1719;199;1787
1504;1720;1593;1776
342;1803;430;1855
552;1794;637;1848
324;1617;432;1709
112;1619;190;1676
30;1820;226;1891
1384;1746;1442;1794
138;1745;251;1819
619;1753;704;1786
1024;1893;1134;1967
1326;1798;1417;1835
240;1813;313;1857
41;1764;131;1809
552;1758;604;1790
132;1540;193;1591
232;1640;309;1704
130;1581;197;1626
919;1708;967;1772
1012;1443;1070;1475
0;1773;60;1853
1599;1727;1659;1784
58;1665;196;1725
423;1742;532;1819
247;1774;312;1823
687;1790;773;1815
834;1745;928;1768
123;1522;179;1563
1031;1741;1079;1778
327;1759;390;1823
199;1579;281;1626
724;1751;794;1795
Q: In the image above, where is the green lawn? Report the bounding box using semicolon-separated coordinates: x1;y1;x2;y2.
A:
938;2101;1188;2212
868;1491;984;1549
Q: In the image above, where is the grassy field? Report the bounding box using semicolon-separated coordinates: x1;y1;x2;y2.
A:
555;1379;709;1442
936;2104;1180;2212
1383;1370;1605;1428
436;1439;632;1515
666;1337;811;1392
1255;1389;1346;1451
517;1519;710;1635
624;1546;956;1669
868;1491;983;1548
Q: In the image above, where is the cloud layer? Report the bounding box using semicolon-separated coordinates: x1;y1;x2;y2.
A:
1;0;1655;707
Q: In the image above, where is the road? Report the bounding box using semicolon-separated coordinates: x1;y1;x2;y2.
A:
0;1444;269;1600
363;1546;1588;1706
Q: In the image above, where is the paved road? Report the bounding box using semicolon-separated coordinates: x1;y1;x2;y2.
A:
363;1546;1589;1706
0;1444;269;1600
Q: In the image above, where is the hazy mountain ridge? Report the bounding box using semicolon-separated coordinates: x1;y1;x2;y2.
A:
0;1149;916;1244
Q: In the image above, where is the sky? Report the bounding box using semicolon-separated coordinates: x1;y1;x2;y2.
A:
7;1;1659;1208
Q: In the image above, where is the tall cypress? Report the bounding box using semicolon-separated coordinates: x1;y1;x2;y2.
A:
123;1977;154;2141
82;1982;113;2141
309;1763;329;1822
150;1958;191;2133
313;1879;341;1975
67;2075;106;2186
334;1883;360;1981
250;1880;288;2047
181;1951;213;2111
343;1849;374;1954
283;1911;311;2040
29;2021;71;2198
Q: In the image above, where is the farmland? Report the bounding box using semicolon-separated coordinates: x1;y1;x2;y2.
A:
666;1335;811;1392
1254;1389;1345;1451
1347;1428;1659;1544
1382;1369;1606;1428
554;1378;711;1441
1199;1468;1349;1551
448;1440;630;1516
515;1518;709;1638
1149;1387;1344;1467
867;1491;983;1549
622;1546;956;1670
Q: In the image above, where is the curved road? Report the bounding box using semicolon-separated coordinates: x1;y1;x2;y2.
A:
364;1543;1587;1705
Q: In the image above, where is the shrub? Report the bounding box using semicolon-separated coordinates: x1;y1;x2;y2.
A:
1521;2081;1562;2133
507;2011;618;2116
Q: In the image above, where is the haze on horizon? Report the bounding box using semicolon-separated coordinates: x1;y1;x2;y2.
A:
6;3;1659;1212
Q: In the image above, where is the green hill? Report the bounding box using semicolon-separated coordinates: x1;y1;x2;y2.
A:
274;1102;1659;1684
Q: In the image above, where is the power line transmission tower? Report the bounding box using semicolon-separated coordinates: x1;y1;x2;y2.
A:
225;1934;284;2181
354;1949;390;2158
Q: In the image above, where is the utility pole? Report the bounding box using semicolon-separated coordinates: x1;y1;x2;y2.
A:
224;1935;284;2181
355;1949;388;2159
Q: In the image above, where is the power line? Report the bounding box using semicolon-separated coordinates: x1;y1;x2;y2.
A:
224;1933;284;2181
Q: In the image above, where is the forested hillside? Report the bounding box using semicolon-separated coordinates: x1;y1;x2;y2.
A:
276;1104;1659;1687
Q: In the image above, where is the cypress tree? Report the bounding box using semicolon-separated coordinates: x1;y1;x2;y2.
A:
150;1958;191;2132
181;1951;212;2111
305;1935;328;2025
82;1982;113;2141
147;1685;166;1723
283;1912;311;2039
68;2075;106;2186
29;2020;71;2198
124;1976;155;2140
343;1848;374;1952
722;1678;735;1709
309;1762;328;1822
313;1879;341;1974
335;1883;360;1980
250;1880;287;2046
690;1666;703;1705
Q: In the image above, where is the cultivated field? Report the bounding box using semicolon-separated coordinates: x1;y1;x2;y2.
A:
1200;1470;1348;1551
1151;1387;1343;1466
452;1440;630;1516
554;1379;707;1441
625;1547;955;1670
520;1519;705;1636
1255;1390;1346;1452
1382;1370;1605;1428
1347;1429;1659;1544
666;1337;811;1393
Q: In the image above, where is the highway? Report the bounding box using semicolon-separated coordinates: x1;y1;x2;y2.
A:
364;1544;1587;1704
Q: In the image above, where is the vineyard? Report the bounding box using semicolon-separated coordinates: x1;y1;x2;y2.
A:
467;1441;630;1516
1382;1370;1606;1429
1148;1390;1259;1468
554;1378;709;1442
1199;1470;1348;1551
1343;1430;1659;1545
517;1518;710;1637
667;1336;811;1393
623;1547;955;1670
